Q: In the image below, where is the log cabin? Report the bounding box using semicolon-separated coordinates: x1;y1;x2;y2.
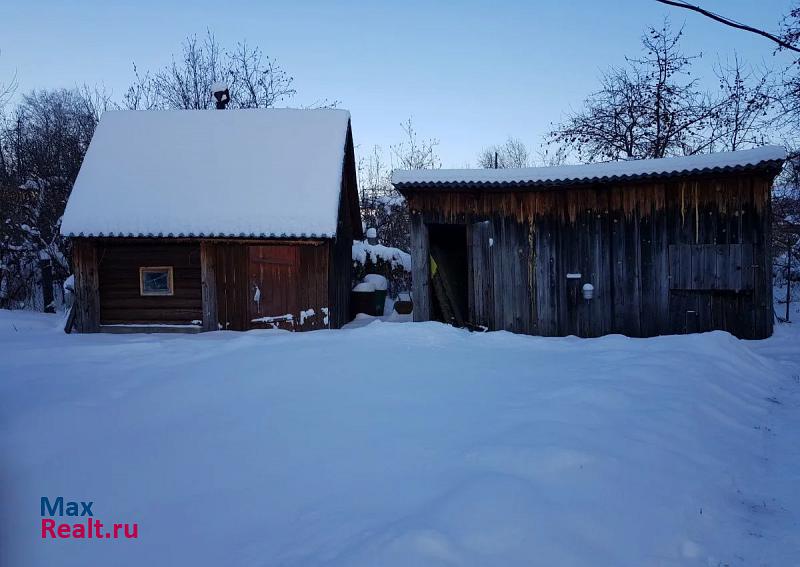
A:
393;146;786;339
61;108;362;333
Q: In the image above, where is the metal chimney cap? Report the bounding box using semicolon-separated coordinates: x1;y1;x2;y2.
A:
211;83;230;109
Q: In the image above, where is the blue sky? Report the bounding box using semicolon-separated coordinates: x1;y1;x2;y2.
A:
0;0;795;166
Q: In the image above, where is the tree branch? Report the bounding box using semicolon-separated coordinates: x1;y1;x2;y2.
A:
654;0;800;53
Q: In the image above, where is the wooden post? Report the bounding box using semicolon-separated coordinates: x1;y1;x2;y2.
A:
786;236;792;324
410;213;430;322
72;240;100;333
39;256;55;313
200;241;219;332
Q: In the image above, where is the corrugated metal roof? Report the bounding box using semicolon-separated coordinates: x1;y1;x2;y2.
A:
392;146;786;190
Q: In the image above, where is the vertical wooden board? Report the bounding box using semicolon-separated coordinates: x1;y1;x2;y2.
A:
72;240;101;333
489;218;504;330
214;245;227;329
652;193;670;335
468;220;494;328
528;222;540;335
750;241;766;339
731;180;743;244
595;199;614;337
236;243;249;330
410;213;431;322
667;245;678;291
297;244;329;331
555;216;571;336
610;203;626;334
710;292;722;330
622;208;642;336
713;245;727;291
484;221;496;329
690;245;703;290
517;219;533;334
639;203;657;337
495;217;519;331
501;218;529;334
200;241;219;332
762;183;774;338
467;224;476;324
532;217;554;336
574;210;587;337
577;205;603;337
494;218;506;330
505;218;519;332
726;244;739;292
668;291;684;334
702;245;717;290
740;243;754;291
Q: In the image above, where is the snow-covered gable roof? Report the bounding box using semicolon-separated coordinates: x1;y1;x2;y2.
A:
392;146;786;189
61;108;352;238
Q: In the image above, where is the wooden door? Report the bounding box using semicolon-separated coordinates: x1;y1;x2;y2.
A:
468;221;494;329
248;245;299;327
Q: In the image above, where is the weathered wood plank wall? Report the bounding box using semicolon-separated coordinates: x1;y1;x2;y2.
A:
406;172;773;339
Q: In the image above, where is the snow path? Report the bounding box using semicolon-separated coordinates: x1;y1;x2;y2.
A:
1;310;799;566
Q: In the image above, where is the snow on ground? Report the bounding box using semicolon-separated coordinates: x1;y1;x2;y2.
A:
1;309;799;566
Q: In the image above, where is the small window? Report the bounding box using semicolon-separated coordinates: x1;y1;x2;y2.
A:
139;266;174;296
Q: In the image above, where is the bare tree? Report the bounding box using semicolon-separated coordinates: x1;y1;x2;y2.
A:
712;55;774;151
655;1;800;138
357;118;442;251
124;31;296;110
0;65;16;110
226;40;296;108
654;0;800;53
778;6;800;131
548;20;737;161
390;117;440;170
0;50;19;183
478;137;530;168
358;145;408;249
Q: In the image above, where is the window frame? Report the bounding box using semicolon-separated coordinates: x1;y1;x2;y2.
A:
139;266;175;297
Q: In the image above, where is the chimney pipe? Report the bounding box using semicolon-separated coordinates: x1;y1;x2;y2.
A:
211;83;230;109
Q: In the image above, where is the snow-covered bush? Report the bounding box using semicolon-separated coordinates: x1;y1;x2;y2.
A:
352;240;411;298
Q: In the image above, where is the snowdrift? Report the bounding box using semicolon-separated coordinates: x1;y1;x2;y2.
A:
0;311;798;566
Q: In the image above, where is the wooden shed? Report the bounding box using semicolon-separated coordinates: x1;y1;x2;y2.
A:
61;108;362;333
393;146;786;339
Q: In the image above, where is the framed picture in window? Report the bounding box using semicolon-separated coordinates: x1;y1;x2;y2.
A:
139;266;174;296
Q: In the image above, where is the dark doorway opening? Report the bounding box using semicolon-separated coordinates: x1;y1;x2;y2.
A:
427;223;468;326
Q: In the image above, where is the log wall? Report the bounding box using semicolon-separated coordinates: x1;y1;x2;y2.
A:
96;242;202;325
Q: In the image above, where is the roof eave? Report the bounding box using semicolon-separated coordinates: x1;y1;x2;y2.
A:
393;159;786;194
